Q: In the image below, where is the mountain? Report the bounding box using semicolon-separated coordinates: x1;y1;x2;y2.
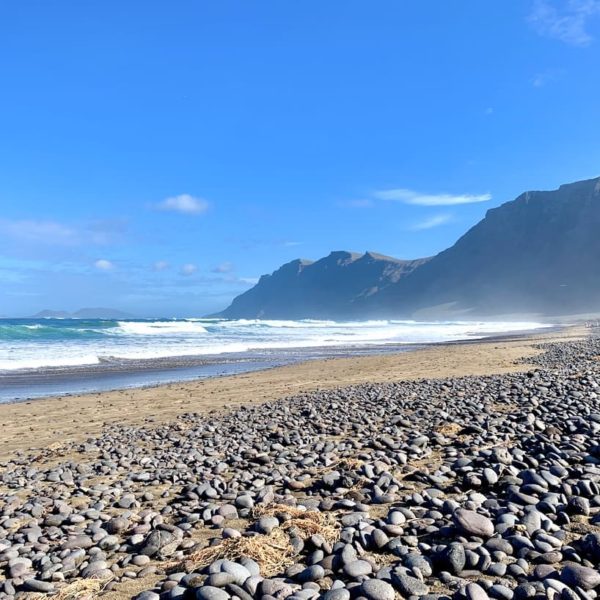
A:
217;176;600;319
372;175;600;317
31;310;72;319
31;308;135;319
216;251;429;319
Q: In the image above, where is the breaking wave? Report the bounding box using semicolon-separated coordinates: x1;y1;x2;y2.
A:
0;317;551;372
114;321;208;335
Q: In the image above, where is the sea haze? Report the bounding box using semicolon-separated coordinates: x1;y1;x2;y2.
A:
0;318;551;401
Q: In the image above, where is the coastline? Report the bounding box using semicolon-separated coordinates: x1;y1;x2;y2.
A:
0;324;583;460
0;323;595;600
0;323;560;404
0;343;424;404
0;318;558;402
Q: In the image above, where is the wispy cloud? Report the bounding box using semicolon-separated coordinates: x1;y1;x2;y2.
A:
0;219;79;245
339;199;375;208
153;260;169;271
374;188;491;206
87;219;128;245
532;68;564;87
238;276;259;285
211;261;234;273
411;214;453;230
94;259;115;270
181;263;198;275
533;73;550;87
156;194;209;215
282;241;302;247
0;218;127;248
529;0;600;46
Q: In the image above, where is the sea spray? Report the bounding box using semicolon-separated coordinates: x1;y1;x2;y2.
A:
0;317;551;372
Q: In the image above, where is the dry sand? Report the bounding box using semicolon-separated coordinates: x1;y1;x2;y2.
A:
0;326;584;461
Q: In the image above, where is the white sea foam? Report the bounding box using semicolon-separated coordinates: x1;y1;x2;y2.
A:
0;318;552;372
115;320;208;335
0;354;101;371
217;319;340;328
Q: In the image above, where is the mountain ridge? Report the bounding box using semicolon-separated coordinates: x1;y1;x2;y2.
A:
216;250;429;319
216;175;600;319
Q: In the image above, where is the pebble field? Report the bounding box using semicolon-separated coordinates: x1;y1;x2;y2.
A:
2;331;600;600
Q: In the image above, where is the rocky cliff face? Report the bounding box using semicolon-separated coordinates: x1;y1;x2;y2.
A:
374;176;600;317
217;251;428;319
217;176;600;319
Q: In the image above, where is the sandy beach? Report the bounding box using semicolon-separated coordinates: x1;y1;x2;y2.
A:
1;324;599;600
0;326;583;460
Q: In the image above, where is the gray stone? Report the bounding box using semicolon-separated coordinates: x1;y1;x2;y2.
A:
466;583;490;600
454;508;494;538
561;563;600;590
256;515;279;534
361;579;396;600
344;559;373;578
195;586;230;600
139;529;176;557
392;573;430;596
323;589;351;600
135;593;161;600
298;564;325;582
24;579;55;593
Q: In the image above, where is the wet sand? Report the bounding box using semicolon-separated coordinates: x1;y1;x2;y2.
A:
0;326;584;461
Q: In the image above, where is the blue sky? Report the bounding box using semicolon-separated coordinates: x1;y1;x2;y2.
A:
1;0;599;317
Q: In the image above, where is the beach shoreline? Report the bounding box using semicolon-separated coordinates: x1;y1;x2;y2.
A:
0;324;583;460
0;318;557;402
0;344;424;405
0;323;562;404
0;323;596;600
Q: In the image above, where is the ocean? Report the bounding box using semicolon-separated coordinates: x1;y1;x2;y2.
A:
0;317;550;401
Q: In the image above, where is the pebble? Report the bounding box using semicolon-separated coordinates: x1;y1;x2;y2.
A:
466;582;491;600
2;333;600;600
344;559;373;578
454;508;495;538
361;579;396;600
393;573;430;596
195;586;230;600
561;563;600;590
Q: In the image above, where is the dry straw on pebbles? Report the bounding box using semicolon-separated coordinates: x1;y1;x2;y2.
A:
171;506;339;578
172;528;293;579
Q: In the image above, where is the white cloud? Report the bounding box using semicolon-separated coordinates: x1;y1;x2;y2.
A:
374;188;491;206
411;214;453;230
529;0;600;46
532;68;564;87
341;199;375;208
156;194;209;215
0;218;127;249
239;277;259;285
212;261;234;273
181;263;198;275
153;260;169;271
283;241;302;247
86;219;128;245
94;259;114;270
0;219;78;245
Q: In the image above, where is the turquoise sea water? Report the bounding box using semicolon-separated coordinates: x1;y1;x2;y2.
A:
0;317;551;372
